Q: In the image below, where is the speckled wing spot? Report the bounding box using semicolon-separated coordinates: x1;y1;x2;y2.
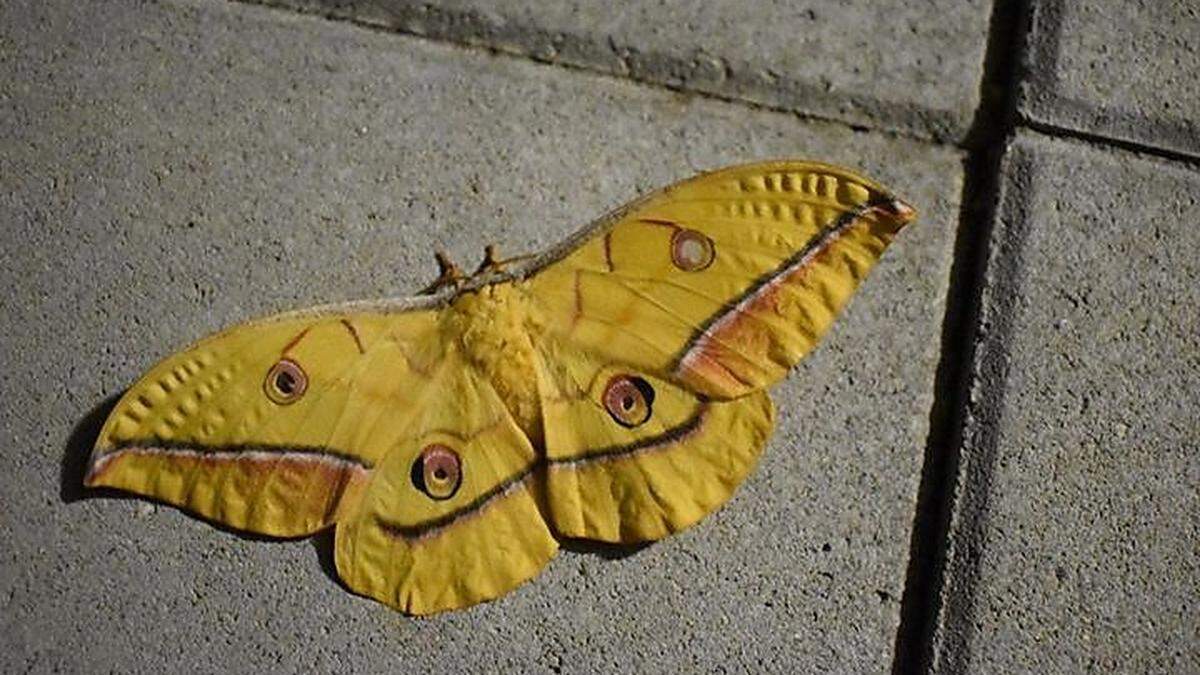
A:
670;229;716;271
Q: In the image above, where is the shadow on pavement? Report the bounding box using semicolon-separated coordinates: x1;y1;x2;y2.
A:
560;537;651;560
62;392;346;588
60;393;121;504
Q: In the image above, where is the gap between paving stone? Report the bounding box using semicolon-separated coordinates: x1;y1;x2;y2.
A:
925;140;1037;675
234;0;1200;171
898;16;1199;675
1020;0;1200;161
236;0;971;145
889;0;1034;671
1023;119;1200;171
930;129;1200;673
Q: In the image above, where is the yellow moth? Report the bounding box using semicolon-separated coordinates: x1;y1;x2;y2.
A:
86;161;916;614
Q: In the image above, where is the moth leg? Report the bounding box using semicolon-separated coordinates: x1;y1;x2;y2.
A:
473;244;537;275
420;250;464;294
473;244;503;275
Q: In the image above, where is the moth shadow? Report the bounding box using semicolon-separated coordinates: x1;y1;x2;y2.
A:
560;538;652;560
310;529;348;590
63;393;345;587
60;392;121;504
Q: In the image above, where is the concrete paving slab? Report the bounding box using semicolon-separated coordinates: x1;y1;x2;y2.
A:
0;0;960;671
1022;0;1200;157
248;0;994;142
932;131;1200;673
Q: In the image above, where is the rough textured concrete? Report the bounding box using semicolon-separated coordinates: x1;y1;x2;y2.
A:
932;132;1200;673
0;0;960;671
247;0;993;142
1022;0;1200;157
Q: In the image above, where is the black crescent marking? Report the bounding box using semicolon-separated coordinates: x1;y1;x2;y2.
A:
376;464;536;541
548;402;709;468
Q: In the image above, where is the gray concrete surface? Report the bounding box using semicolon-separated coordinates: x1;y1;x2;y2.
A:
0;0;959;671
3;0;1199;672
932;133;1199;672
1022;0;1200;157
248;0;994;142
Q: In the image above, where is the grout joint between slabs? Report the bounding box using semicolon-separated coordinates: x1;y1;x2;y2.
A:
230;0;966;145
1020;119;1200;170
890;0;1034;673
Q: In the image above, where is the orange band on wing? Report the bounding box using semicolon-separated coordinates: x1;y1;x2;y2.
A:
672;198;911;393
86;443;371;483
84;443;371;533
